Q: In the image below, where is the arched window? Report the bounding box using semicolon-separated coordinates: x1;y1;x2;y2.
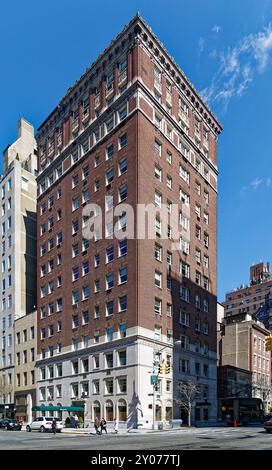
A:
118;399;127;422
105;400;114;421
56;403;62;420
93;400;101;420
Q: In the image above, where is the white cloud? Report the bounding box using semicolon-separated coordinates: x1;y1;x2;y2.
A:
212;25;221;34
198;37;205;55
250;178;263;190
201;24;272;108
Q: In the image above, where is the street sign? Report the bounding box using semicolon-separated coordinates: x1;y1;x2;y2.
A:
150;374;158;385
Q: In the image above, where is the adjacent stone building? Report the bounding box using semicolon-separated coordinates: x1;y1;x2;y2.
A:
14;311;36;423
218;313;272;412
0;119;37;419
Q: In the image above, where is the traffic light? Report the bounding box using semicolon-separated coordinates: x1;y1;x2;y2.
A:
165;364;171;374
159;363;166;374
265;336;272;351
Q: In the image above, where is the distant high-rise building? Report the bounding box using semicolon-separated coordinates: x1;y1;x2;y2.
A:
0;119;37;419
35;14;222;427
223;262;272;329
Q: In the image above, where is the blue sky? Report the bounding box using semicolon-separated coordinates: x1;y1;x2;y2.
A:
1;0;272;300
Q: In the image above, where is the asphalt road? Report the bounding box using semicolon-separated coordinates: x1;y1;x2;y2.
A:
0;425;271;450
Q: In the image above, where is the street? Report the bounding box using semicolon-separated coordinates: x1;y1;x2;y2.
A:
0;426;271;450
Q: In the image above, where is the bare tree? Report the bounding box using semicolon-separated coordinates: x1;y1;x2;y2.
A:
175;381;200;426
252;374;271;413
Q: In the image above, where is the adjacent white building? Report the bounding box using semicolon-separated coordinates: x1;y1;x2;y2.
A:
0;118;37;418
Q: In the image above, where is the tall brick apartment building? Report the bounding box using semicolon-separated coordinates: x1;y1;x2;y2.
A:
36;14;222;427
223;262;272;330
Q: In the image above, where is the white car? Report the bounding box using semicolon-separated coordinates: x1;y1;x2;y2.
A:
26;417;64;433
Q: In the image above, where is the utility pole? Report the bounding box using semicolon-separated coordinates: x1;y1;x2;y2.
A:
152;355;160;430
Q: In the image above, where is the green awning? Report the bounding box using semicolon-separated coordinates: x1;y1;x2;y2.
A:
32;406;84;412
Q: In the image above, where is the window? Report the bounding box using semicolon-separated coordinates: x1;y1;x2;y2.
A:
195;250;201;264
119;158;127;175
82;310;89;325
204;212;209;225
204;255;209;268
154;113;162;129
119;295;127;312
94;178;100;192
94;305;100;319
106;326;114;342
203;322;209;335
203;299;209;313
155;190;162;207
166;150;172;164
119;134;127;149
72;243;79;258
155;243;162;261
155;140;162;157
119;105;127;122
106;168;114;185
155;165;162;182
154;298;162;315
166;303;172;317
180;189;190;206
72;315;79;329
119;267;127;284
82;285;90;300
166;175;172;189
180;287;190;303
57;298;62;312
195;204;201;218
203;277;209;291
82;189;90;204
154;325;162;341
204;191;209;204
118;377;127;393
119;323;127;338
82;260;89;276
119;185;127;202
180;334;189;349
179;165;189;184
204;233;209;248
155;218;161;238
118;350;127;366
22;178;28;191
119;239;127;257
106;273;114;290
195;294;201;309
181;262;190;278
72;266;79;282
94;279;100;293
94;253;100;267
155;271;162;288
106;246;114;263
180;213;189;231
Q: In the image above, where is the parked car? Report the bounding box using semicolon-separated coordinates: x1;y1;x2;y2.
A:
26;417;64;433
1;419;22;431
264;418;272;433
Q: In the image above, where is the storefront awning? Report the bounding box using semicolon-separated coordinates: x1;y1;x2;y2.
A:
32;406;84;412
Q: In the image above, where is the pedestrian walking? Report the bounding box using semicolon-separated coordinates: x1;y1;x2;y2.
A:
94;416;101;435
100;417;107;434
74;414;79;429
113;417;119;434
51;418;57;435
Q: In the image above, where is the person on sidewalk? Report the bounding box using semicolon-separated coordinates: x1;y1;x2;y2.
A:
100;417;107;434
113;417;119;434
94;417;101;435
51;418;57;435
74;414;79;429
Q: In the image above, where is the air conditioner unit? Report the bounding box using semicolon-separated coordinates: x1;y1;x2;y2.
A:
73;303;78;309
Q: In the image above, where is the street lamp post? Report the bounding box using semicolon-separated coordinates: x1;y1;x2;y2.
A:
152;340;181;431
